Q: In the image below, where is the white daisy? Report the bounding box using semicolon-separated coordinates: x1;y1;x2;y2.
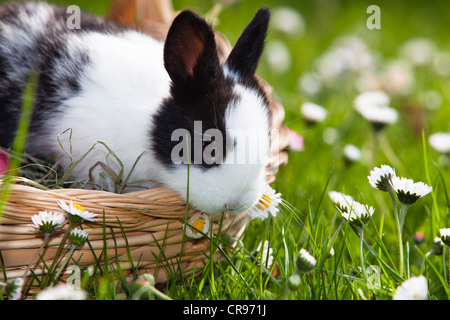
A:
301;102;327;124
69;228;89;247
354;90;398;130
390;176;432;205
393;275;428;300
30;211;66;234
295;248;316;274
340;201;375;227
328;191;355;213
356;104;398;130
354;90;390;110
368;165;397;192
184;213;211;239
58;200;97;223
36;284;87;300
439;228;450;247
429;132;450;154
249;186;282;221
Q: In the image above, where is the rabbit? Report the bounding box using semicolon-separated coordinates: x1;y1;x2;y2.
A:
0;2;273;215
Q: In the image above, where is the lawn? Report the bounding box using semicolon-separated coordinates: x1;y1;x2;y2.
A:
1;0;450;301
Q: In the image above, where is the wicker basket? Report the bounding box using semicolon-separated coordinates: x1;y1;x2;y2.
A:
0;0;290;285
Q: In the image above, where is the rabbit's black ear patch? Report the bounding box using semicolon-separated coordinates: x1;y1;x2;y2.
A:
163;10;220;89
225;8;270;81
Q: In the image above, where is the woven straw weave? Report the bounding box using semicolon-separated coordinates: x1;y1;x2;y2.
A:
0;0;289;284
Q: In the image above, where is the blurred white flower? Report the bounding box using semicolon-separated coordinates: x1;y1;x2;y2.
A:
393;275;428;300
301;102;327;124
428;132;450;154
317;35;375;84
264;40;291;74
420;90;443;110
354;90;390;110
297;71;323;96
390;176;432;205
271;7;305;38
343;144;362;163
36;284;87;300
334;35;375;71
382;60;414;95
356;104;398;130
400;37;437;66
322;127;339;145
354;91;398;130
355;71;383;92
433;51;450;77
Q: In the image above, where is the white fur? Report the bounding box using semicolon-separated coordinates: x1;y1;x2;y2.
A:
48;30;171;189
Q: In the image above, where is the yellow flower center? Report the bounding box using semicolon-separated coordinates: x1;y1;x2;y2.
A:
257;194;271;210
192;218;205;234
73;204;85;211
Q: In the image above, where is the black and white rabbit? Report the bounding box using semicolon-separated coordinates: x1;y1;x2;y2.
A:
0;2;273;215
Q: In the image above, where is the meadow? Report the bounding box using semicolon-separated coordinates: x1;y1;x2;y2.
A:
1;0;450;301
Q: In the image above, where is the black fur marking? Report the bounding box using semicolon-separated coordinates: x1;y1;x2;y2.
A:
226;8;270;89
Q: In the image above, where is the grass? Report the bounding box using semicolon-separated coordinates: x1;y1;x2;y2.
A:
1;0;450;301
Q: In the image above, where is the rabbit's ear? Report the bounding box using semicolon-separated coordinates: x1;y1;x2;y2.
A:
225;8;270;81
164;10;220;90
